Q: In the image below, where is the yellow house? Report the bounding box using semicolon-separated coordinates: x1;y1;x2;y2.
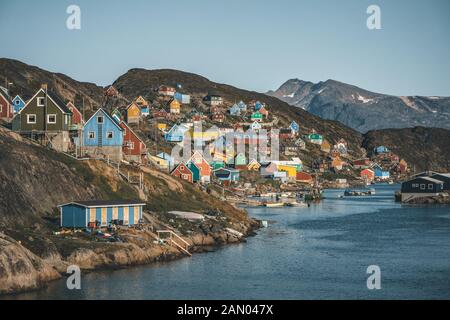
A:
149;155;169;170
170;99;181;114
191;130;221;141
157;123;167;131
321;139;331;153
277;164;297;178
126;102;141;124
247;159;261;171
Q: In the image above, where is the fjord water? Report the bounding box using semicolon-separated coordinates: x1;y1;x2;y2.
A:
9;184;450;299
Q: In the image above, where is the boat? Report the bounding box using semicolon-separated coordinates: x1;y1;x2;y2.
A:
343;188;376;196
264;202;284;208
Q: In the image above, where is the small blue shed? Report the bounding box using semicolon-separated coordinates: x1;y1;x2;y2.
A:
59;200;146;228
12;95;26;114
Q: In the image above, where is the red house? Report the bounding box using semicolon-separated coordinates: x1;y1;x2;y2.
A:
105;85;119;97
0;89;13;122
353;158;370;169
67;102;83;126
120;121;147;164
158;85;176;96
170;162;193;183
296;172;313;184
360;168;375;181
211;112;225;123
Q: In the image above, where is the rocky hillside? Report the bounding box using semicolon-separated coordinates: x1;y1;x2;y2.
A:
113;68;366;158
0;58;104;110
268;79;450;133
362;127;450;172
0;126;256;294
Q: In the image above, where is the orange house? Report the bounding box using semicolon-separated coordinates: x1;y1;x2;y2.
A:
126;102;141;124
170;99;181;114
187;151;211;183
296;172;313;184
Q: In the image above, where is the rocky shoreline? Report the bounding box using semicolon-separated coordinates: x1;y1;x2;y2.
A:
0;215;260;296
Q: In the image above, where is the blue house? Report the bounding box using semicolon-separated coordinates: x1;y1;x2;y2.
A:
229;104;241;116
82;108;124;161
237;100;247;112
373;165;390;180
164;124;190;142
174;92;191;104
213;168;240;182
290;121;299;133
254;101;263;111
58;200;145;228
12;95;26;114
374;146;389;154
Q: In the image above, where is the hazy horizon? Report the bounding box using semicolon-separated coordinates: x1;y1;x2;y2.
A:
1;0;450;96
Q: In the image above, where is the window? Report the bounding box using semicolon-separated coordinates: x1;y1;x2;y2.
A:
88;131;95;139
420;184;425;190
47;114;56;124
106;131;113;139
0;105;2;113
37;97;45;107
15;100;20;105
97;116;104;124
428;184;434;190
27;114;36;124
129;142;135;150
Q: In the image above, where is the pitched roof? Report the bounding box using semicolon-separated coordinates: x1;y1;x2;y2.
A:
85;108;123;131
47;91;72;114
59;200;145;208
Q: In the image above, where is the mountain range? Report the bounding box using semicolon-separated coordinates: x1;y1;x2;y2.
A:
267;79;450;133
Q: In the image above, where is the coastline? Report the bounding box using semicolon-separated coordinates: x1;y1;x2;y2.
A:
0;215;260;296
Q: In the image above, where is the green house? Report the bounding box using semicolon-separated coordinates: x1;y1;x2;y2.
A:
234;152;247;167
187;162;201;182
250;111;263;122
13;88;72;132
211;160;225;170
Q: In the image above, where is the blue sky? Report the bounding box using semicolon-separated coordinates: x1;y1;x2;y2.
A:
0;0;449;96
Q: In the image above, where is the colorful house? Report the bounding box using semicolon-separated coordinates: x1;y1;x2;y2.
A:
0;88;13;122
211;112;225;123
120;121;147;164
251;121;262;131
157;152;176;170
330;157;344;171
250;111;263;122
149;155;169;171
254;101;263;111
296;172;313;184
59;200;145;228
126;102;141;124
259;106;269;117
213;168;240;184
134;96;149;116
279;128;293;140
237;101;247;112
82;108;124;161
203;94;223;106
397;159;408;174
306;133;323;145
174;92;191;104
260;162;278;177
187;151;211;183
353;158;371;169
290;121;299;134
171;162;194;183
229;103;241;116
295;138;306;150
373;165;390;180
360;168;375;181
321;140;331;153
335;138;348;155
12;95;26;114
104;86;118;97
247;159;261;171
164;124;190;142
374;146;389;154
12;89;73;152
152;109;168;119
67;101;83;128
233;152;247;169
158;85;176;96
277;165;297;180
169;99;181;114
187;162;201;182
111;108;123;123
211;160;226;170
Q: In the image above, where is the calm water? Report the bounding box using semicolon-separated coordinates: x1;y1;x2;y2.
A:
6;184;450;299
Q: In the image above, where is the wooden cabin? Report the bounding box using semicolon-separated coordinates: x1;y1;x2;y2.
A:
59;200;145;228
171;162;194;183
126;102;141;124
0;89;13;122
120;121;147;164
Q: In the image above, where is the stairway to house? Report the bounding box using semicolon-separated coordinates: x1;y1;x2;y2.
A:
157;230;192;256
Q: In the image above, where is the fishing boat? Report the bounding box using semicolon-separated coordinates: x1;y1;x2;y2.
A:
264;202;284;208
343;188;376;197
